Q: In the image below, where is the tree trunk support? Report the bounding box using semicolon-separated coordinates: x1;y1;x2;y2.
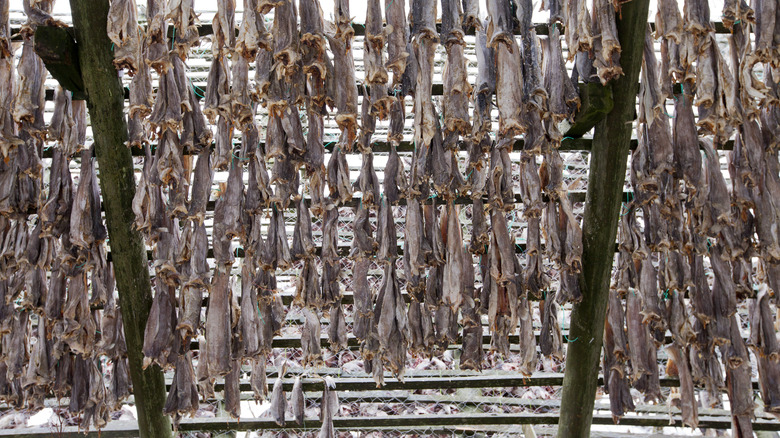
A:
556;1;650;437
67;1;172;437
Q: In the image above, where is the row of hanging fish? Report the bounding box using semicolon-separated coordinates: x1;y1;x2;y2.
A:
601;0;780;432
0;0;134;430
112;0;598;422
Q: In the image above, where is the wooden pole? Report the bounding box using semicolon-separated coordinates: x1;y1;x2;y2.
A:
67;1;172;437
556;1;650;437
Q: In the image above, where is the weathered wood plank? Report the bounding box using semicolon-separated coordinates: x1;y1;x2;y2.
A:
557;2;651;437
67;1;172;437
2;412;778;437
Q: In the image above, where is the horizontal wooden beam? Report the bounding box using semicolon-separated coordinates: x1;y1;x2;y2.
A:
2;410;777;437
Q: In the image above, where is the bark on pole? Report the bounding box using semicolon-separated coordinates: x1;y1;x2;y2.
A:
68;1;173;437
556;1;650;437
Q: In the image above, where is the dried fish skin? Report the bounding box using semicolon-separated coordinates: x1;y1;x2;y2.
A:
256;272;286;354
213;159;245;243
591;0;622;84
294;256;321;309
291;199;316;261
328;302;348;351
564;0;593;58
352;257;373;340
107;0;141;72
142;280;177;369
319;377;338;438
237;262;261;359
459;313;484;371
204;55;232;124
672;89;702;190
177;284;204;338
128;45;154;149
354;152;381;208
364;0;389;95
288;375;304;425
441;1;471;136
350;205;375;260
375;263;408;380
70;148;108;253
326;11;358;145
442;201;464;311
270;370;287;426
542;26;578;126
166;0;200;57
494;40;525;137
205;266;233;376
683;0;713;36
656;0;682;43
472;23;495;140
301;307;323;366
486;210;518;342
163;351;200;418
40;148;73;238
720;314;756;435
327;146;353;204
469;198;489;255
250;356;267;401
236;0;270;59
539;290;563;360
666;345;698;428
385;0;408;86
187;149;214;224
230;56;254;130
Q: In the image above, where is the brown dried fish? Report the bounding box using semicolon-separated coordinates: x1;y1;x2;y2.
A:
591;0;622;84
142;280;177;369
666;345;698;428
205;267;232;376
163;351;199;418
301;307;323;367
270;363;287;426
374;262;408;380
291;375;304;425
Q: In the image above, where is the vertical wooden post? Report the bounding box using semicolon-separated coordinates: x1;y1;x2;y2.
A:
68;1;173;437
556;1;650;437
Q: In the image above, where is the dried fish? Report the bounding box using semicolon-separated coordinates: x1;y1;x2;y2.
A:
163;351;199;418
291;375;304;425
374;261;408;380
319;377;338;438
301;307;323;366
591;0;622;84
205;267;232;376
142;280;177;369
270;363;287;426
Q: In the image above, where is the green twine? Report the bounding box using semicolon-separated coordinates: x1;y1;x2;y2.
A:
620;191;634;216
232;150;249;161
386;0;395;11
190;78;206;99
171;27;176;50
